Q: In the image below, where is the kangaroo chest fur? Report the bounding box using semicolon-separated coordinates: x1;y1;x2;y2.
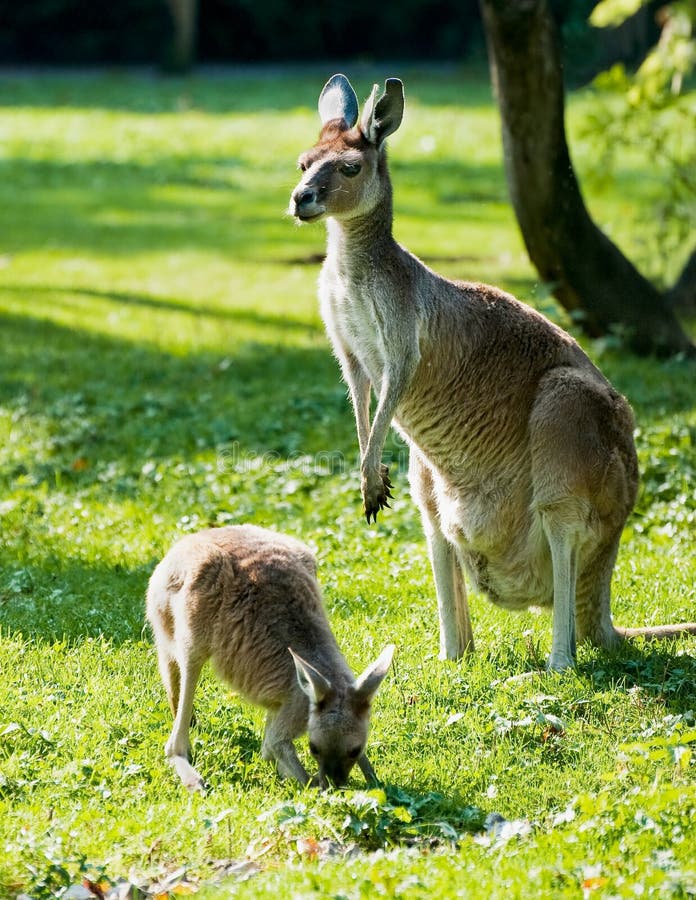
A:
319;253;393;385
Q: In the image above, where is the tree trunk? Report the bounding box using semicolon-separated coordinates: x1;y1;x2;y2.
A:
668;249;696;315
164;0;198;73
479;0;695;357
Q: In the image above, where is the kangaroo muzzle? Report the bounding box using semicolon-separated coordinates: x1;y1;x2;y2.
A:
291;184;326;222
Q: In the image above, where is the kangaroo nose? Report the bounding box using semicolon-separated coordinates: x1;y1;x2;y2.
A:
291;183;325;220
296;188;316;207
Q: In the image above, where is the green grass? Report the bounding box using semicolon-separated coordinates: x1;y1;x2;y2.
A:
0;66;694;899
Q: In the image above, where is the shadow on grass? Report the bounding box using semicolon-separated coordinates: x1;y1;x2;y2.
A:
392;158;508;209
0;306;344;471
482;632;696;713
0;66;494;114
323;782;487;850
579;641;696;712
0;306;351;643
191;718;264;788
241;778;490;852
1;299;694;647
0;154;286;259
0;154;516;259
0;284;321;332
0;555;152;644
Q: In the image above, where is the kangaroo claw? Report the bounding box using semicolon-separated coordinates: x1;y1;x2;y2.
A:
362;464;396;524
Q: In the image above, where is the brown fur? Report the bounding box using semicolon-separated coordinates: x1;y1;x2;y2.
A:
146;524;393;791
289;74;696;670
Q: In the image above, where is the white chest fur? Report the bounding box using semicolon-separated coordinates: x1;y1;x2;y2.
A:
319;257;388;385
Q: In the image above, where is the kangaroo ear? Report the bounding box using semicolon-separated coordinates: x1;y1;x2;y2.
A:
354;643;395;702
318;74;359;128
360;78;404;146
289;648;333;704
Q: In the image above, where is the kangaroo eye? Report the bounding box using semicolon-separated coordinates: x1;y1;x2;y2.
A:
348;746;362;759
309;742;319;757
298;161;307;172
339;162;361;177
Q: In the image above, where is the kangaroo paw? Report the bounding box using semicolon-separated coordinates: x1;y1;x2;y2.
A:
362;465;395;522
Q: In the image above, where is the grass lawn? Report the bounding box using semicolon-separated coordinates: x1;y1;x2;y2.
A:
0;65;694;899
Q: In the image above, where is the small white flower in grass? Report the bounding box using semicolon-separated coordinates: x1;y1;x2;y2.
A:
419;135;436;154
551;803;576;826
445;712;464;727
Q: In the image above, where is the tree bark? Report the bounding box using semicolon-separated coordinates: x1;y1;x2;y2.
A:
164;0;198;73
668;249;696;314
479;0;695;357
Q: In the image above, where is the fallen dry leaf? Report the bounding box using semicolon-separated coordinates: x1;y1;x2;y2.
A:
296;836;321;859
582;876;609;891
170;886;197;896
82;878;107;899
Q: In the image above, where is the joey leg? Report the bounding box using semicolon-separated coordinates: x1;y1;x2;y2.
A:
261;704;311;786
165;653;206;792
358;752;380;786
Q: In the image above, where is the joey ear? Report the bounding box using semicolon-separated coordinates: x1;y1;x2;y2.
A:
289;648;333;704
360;78;404;146
318;74;359;127
354;643;395;702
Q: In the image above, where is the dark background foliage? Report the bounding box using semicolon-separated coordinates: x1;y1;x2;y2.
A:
0;0;659;80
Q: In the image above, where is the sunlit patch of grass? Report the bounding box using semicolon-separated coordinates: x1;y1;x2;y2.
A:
0;68;694;898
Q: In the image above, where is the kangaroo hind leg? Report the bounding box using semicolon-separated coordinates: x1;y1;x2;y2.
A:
542;515;582;671
575;533;623;651
409;450;473;659
531;369;635;670
156;649;181;717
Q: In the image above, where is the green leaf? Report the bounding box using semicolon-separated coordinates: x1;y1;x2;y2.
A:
590;0;647;28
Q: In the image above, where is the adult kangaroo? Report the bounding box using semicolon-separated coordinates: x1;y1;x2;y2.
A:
289;73;696;671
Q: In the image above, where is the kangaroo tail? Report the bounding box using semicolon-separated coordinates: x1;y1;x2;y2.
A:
615;623;696;641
